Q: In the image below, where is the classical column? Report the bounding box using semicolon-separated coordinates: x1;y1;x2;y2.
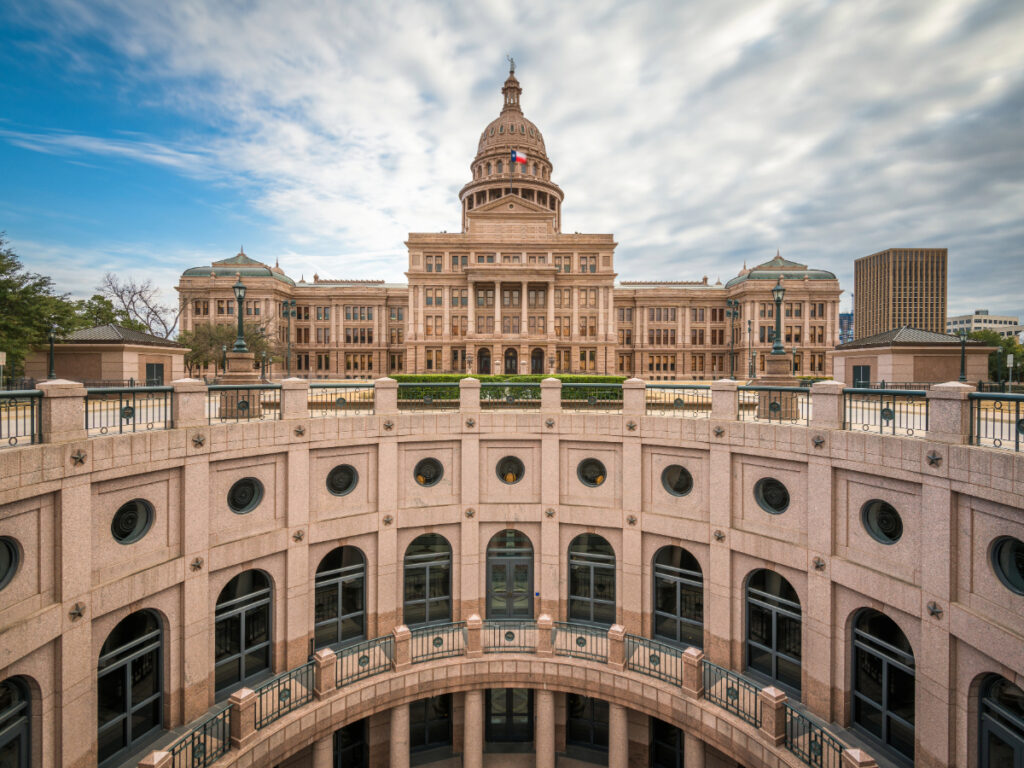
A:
495;280;502;338
443;285;451;342
608;702;629;768
467;280;476;336
684;730;705;767
464;690;484;768
313;733;333;768
546;280;556;340
390;703;410;768
535;689;555;768
521;281;528;336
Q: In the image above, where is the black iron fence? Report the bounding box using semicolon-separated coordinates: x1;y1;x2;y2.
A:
0;390;41;448
396;382;461;410
561;383;623;412
645;384;711;417
410;622;467;663
969;393;1024;452
206;384;281;424
85;386;173;436
785;705;844;768
167;704;230;768
551;622;608;662
335;636;394;687
253;662;314;730
702;660;761;727
482;620;537;653
624;634;684;686
842;388;928;437
309;383;375;416
479;382;541;409
738;386;811;426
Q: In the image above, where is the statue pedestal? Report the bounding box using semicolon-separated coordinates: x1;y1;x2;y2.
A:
755;351;801;421
217;351;264;419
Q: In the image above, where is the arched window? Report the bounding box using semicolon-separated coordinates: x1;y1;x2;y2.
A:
314;547;366;650
568;534;615;626
653;547;703;648
97;611;162;766
497;160;503;174
532;163;537;176
215;570;272;695
486;530;533;619
487;162;492;176
979;675;1024;766
404;534;452;626
745;569;801;693
0;677;30;768
852;609;914;761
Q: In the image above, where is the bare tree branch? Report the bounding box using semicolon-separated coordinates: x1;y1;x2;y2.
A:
98;273;183;338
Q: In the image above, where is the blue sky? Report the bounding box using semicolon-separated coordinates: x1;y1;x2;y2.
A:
2;0;1023;319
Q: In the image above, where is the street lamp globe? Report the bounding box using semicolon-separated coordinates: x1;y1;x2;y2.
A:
771;278;785;304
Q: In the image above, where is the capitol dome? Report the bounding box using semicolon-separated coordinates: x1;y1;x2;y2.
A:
474;71;549;162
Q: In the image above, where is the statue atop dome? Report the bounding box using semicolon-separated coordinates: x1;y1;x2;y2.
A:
507;54;515;74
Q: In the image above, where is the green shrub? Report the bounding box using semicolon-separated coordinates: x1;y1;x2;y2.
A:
391;374;626;401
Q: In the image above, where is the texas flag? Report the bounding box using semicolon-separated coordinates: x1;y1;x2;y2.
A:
510;150;528;164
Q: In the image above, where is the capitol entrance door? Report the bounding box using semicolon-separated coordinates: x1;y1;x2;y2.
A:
477;349;491;374
531;348;544;374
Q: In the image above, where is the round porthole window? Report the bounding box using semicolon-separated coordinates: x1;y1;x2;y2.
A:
0;537;20;591
496;456;525;484
991;536;1024;595
754;478;789;514
228;477;264;514
577;458;607;487
861;499;903;544
661;465;693;497
414;458;444;487
111;499;154;544
326;464;359;496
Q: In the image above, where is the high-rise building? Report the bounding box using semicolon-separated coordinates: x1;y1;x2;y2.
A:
838;312;854;344
853;248;946;339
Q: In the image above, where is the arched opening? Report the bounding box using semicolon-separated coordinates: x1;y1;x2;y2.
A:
650;717;684;768
215;570;272;695
504;348;518;374
403;534;452;627
0;676;30;768
477;348;491;375
530;348;544;374
745;569;801;694
852;609;914;762
979;674;1024;765
97;610;163;766
486;530;533;619
653;546;704;648
314;546;366;650
568;534;615;626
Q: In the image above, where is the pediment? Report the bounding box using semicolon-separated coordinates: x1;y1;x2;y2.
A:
469;194;553;217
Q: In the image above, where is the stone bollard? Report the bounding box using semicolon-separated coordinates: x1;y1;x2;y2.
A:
466;614;483;657
710;379;739;421
392;624;411;669
279;377;310;420
171;378;207;428
809;380;845;431
681;647;704;698
313;647;337;699
38;379;87;444
374;377;398;414
540;377;561;412
842;748;879;768
622;378;645;416
926;381;974;445
536;614;554;657
228;687;257;748
137;750;172;768
607;624;626;670
460;376;481;412
757;686;787;746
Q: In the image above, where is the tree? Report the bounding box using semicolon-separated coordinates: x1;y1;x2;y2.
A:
177;321;282;378
70;295;149;332
968;330;1024;383
98;272;182;339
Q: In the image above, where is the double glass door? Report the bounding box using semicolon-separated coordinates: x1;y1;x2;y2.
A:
487;557;532;619
485;689;533;744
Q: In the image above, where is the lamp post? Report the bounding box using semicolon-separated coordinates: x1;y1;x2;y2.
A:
771;278;786;355
261;350;267;381
747;319;754;378
958;329;967;383
466;352;474;375
232;275;248;352
47;324;57;379
725;299;740;377
282;299;296;377
221;345;227;373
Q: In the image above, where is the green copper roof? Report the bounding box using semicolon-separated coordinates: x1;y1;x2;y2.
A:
725;253;837;288
182;250;296;285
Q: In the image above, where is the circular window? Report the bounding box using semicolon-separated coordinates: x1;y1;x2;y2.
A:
661;465;693;496
577;458;607;487
496;456;525;484
111;499;154;544
991;536;1024;595
861;499;903;544
414;458;444;487
754;478;789;514
0;537;20;591
228;477;264;514
326;464;359;496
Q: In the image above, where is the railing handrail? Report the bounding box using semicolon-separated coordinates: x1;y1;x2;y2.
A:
85;385;174;394
309;382;375;389
645;383;710;390
0;389;42;398
842;387;928;397
967;391;1024;402
207;383;282;391
560;383;624;389
397;382;461;388
738;385;811;393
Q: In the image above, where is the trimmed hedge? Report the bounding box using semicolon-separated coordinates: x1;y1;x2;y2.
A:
390;374;626;384
392;374;626;401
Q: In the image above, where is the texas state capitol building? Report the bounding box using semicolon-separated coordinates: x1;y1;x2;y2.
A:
177;68;841;380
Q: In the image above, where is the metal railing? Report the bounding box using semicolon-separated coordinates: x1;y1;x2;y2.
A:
483;620;537;653
207;384;281;424
480;382;541;409
335;635;394;687
645;384;711;417
253;661;314;730
309;383;375;416
842;388;928;437
167;704;230;768
624;634;685;686
738;385;810;426
853;381;933;391
85;386;173;436
969;392;1024;452
552;622;608;662
560;383;623;412
0;390;41;448
410;622;467;663
397;382;461;411
702;660;761;727
785;705;844;768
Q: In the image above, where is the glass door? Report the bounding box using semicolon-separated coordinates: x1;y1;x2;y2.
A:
485;689;534;744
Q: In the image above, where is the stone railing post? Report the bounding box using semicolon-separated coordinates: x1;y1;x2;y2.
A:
540;377;561;412
810;380;845;431
926;381;974;444
392;624;411;669
313;647;337;699
466;614;483;657
374;377;398;414
622;378;645;416
137;750;172;768
279;377;309;420
710;379;738;421
607;624;626;670
38;379;87;444
681;647;704;698
460;376;481;412
758;686;787;746
536;614;553;657
228;687;257;748
842;749;879;768
171;378;207;428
